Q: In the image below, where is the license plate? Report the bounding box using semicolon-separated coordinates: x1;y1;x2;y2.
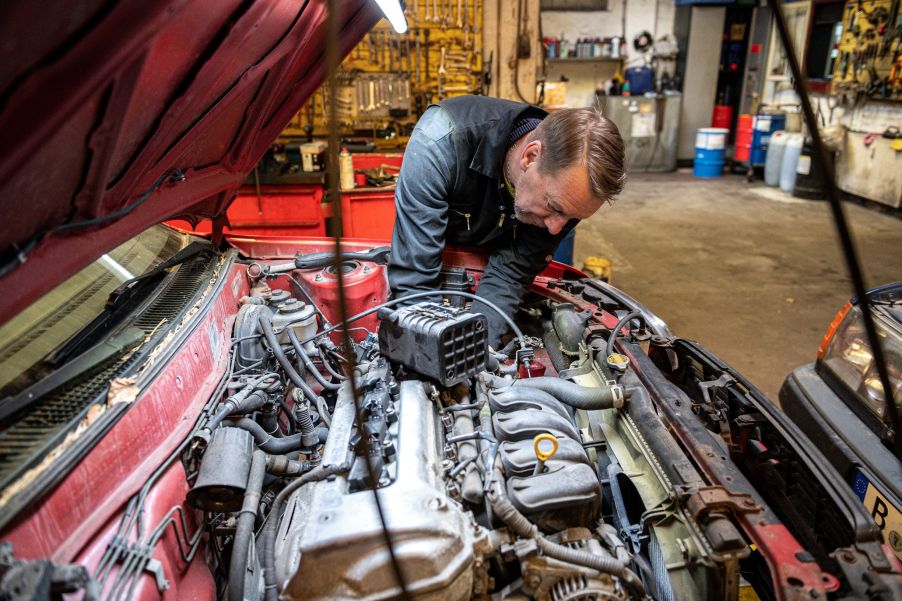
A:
853;470;902;560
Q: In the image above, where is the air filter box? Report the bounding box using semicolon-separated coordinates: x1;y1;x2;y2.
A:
378;302;487;386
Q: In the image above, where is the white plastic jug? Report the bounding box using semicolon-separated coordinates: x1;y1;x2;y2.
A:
779;134;804;193
764;131;788;186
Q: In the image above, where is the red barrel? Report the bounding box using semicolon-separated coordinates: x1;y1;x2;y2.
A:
734;114;753;163
712;104;733;130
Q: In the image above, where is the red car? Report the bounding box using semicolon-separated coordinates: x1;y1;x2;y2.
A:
0;2;900;601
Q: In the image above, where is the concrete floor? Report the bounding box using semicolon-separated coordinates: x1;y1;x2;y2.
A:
573;170;902;401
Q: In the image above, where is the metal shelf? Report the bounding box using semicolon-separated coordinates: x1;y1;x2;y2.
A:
547;57;623;63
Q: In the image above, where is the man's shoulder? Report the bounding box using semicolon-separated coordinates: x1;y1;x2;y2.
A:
438;96;536;126
415;105;454;142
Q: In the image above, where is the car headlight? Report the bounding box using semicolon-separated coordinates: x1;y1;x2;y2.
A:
818;303;902;423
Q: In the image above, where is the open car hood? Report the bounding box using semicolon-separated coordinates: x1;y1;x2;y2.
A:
0;0;380;324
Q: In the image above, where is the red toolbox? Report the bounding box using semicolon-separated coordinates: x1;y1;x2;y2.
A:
339;188;396;240
167;184;325;237
336;152;402;240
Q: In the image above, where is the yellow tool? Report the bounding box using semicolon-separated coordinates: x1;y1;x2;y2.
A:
582;256;612;283
532;433;559;475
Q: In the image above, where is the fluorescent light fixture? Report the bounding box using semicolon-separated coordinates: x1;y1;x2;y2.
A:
373;0;408;33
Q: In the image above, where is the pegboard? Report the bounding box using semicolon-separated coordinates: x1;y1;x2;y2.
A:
281;0;485;140
831;0;902;100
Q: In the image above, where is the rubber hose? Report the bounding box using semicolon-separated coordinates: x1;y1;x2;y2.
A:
488;489;646;598
226;418;305;454
205;387;270;432
487;375;624;410
541;328;571;374
277;398;298;434
265;454;313;477
317;343;348;380
288;329;341;391
262;463;349;601
606;310;642;359
292;394;319;448
228;451;266;601
257;313;322;405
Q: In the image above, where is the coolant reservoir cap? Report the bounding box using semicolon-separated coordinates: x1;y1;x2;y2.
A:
533;433;559;462
606;352;630;371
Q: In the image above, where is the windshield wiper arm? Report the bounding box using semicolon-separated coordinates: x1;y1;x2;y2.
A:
46;243;209;369
0;327;146;424
106;242;207;309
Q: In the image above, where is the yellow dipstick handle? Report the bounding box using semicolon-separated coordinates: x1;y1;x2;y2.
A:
532;433;559;476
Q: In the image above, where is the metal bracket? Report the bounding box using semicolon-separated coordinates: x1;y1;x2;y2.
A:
686;486;762;521
143;557;170;593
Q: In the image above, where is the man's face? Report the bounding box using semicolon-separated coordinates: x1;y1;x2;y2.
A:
512;140;604;236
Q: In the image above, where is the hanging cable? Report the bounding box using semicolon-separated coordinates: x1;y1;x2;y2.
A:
321;1;410;598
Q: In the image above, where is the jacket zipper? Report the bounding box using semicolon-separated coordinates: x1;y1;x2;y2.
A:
497;205;505;228
451;209;471;230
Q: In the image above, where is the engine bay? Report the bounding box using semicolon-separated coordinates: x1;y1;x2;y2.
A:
147;249;891;600
62;246;898;601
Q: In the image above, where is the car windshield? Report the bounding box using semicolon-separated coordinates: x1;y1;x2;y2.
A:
0;225;194;398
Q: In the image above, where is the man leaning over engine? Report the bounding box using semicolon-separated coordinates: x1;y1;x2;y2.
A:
388;95;626;347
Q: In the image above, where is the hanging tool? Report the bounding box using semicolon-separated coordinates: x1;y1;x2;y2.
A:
406;32;412;78
424;28;431;79
439;45;447;76
433;0;440;23
389;33;395;72
384;32;391;69
415;29;422;83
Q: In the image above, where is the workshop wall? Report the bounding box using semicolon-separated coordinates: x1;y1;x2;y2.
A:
538;0;677;107
678;6;726;160
483;0;543;102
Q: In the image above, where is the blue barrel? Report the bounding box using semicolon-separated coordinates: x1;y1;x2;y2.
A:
693;128;729;178
749;113;786;166
553;230;576;265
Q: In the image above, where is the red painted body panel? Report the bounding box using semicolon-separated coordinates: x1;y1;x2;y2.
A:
0;0;381;325
1;262;248;597
294;261;389;342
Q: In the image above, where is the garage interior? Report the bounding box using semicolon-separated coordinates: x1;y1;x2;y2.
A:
197;0;902;401
2;0;902;598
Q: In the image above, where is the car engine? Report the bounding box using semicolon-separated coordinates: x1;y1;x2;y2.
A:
182;250;902;601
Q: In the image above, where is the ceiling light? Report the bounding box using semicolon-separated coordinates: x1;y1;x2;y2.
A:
372;0;408;33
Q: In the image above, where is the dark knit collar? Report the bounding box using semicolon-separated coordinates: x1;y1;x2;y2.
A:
507;117;544;147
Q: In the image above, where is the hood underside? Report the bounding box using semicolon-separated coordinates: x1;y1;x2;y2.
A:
0;0;380;323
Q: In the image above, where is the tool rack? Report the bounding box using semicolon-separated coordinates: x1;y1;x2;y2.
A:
832;0;902;100
281;0;485;141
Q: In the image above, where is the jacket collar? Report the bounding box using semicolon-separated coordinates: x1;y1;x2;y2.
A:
469;105;547;178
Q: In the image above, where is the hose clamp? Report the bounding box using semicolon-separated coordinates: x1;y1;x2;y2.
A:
611;385;625;408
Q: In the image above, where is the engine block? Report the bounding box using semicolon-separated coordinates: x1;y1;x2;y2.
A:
275;377;489;600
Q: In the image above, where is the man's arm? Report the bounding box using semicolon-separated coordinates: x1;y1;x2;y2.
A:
388;107;456;300
472;222;575;348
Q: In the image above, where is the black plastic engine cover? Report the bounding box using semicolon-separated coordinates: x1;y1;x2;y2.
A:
378;302;487;386
507;463;602;531
488;384;602;531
